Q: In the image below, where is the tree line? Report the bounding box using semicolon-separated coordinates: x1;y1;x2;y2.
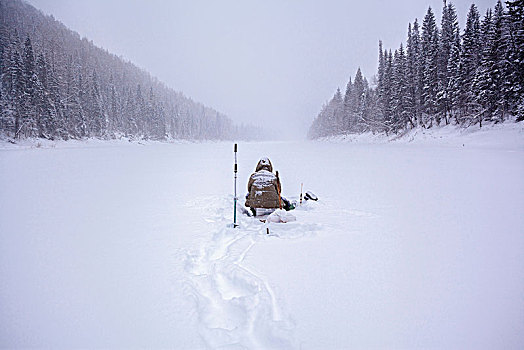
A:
308;0;523;139
0;0;255;141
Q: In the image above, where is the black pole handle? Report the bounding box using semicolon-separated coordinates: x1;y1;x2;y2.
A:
234;143;238;173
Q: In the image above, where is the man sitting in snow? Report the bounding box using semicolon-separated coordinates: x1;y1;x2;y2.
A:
245;157;281;216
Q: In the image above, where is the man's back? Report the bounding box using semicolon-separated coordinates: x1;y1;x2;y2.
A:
245;158;281;209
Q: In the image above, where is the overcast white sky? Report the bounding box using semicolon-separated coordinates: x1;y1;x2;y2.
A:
26;0;495;139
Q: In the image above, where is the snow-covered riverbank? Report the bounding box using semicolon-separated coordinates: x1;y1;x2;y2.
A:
319;119;524;150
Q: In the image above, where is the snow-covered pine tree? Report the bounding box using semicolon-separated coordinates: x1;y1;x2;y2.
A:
22;36;40;137
342;76;352;132
308;102;329;139
63;55;84;139
407;19;424;127
504;0;524;121
399;43;412;130
307;108;321;139
331;87;344;135
447;20;462;124
107;74;117;134
391;44;410;132
421;6;440;127
383;50;394;133
474;8;497;126
309;88;345;137
151;95;166;140
390;48;401;131
135;84;145;137
35;52;55;138
123;85;136;137
0;31;13;134
406;22;418;128
87;69;104;137
437;1;459;124
10;38;24;138
490;0;507;121
361;81;379;132
413;19;424;126
351;68;365;132
458;4;482;125
376;40;385;124
76;68;89;137
47;62;65;138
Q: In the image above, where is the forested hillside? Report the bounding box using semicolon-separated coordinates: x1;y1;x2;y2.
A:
0;0;245;140
308;0;524;139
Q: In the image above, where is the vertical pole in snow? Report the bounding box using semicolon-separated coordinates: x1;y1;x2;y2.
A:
233;143;238;228
300;183;303;205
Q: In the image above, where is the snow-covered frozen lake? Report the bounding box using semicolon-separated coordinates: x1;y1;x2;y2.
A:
1;134;523;348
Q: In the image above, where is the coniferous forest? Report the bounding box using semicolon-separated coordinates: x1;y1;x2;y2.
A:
0;0;254;141
308;0;524;139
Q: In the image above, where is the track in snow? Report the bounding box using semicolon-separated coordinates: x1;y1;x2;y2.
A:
184;196;318;349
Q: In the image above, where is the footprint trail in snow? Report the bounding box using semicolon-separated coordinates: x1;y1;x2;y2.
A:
184;196;319;349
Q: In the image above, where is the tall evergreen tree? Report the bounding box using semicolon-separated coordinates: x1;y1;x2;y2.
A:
447;21;462;124
475;8;498;126
458;4;482;124
9;39;24;138
421;6;440;126
392;44;410;131
412;19;424;125
87;69;104;136
332;87;344;134
383;50;394;132
406;21;422;127
491;0;507;120
35;52;54;137
505;0;524;121
376;40;385;124
22;36;39;136
437;1;459;124
351;68;365;132
342;76;352;132
47;63;64;138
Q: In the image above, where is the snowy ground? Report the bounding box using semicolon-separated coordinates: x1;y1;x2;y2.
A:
1;123;523;348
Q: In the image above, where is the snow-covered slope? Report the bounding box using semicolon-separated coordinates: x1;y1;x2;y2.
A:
323;119;524;150
1;126;523;348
